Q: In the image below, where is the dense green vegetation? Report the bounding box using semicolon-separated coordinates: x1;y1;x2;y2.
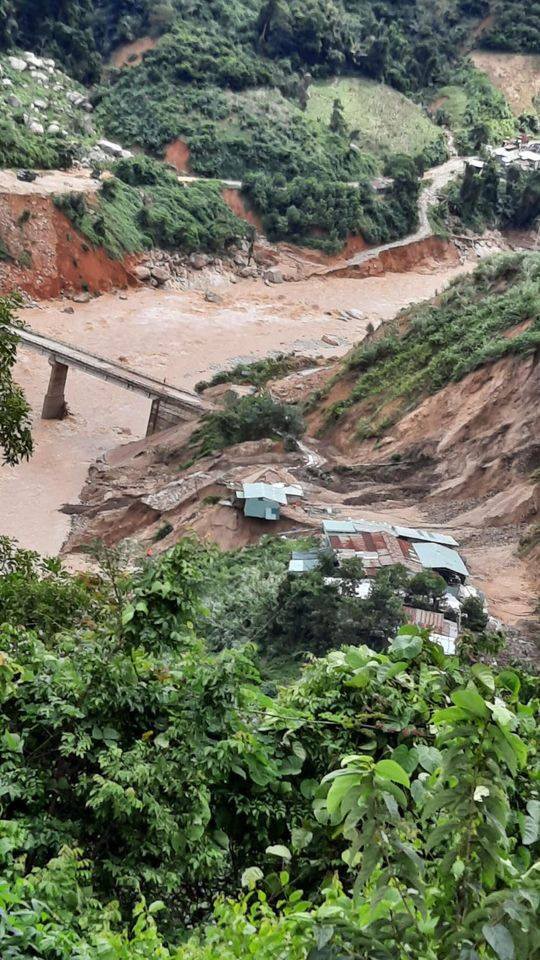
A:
188;392;305;460
202;539;457;665
322;253;540;433
55;157;247;258
481;1;540;54
0;297;32;465
91;1;459;248
0;534;538;958
440;161;540;232
244;154;420;249
434;66;517;154
0;0;171;82
3;1;533;249
195;353;311;393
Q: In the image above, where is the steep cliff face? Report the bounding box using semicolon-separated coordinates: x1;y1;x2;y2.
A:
0;186;136;298
312;255;539;522
317;351;539;525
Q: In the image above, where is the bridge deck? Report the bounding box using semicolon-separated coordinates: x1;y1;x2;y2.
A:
12;325;207;412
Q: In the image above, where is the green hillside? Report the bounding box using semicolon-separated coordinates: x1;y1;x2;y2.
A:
306;77;446;166
320;252;540;434
0;1;531;250
0;50;98;167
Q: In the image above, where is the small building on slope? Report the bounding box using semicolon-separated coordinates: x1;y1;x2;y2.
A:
321;519;467;584
235;482;304;521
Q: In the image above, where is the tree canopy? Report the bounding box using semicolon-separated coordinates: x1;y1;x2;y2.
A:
0;297;32;465
0;535;538;958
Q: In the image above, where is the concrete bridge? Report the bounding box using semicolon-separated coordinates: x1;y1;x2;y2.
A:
12;325;210;436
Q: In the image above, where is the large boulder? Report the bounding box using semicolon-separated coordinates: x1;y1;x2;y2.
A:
133;265;151;281
27;120;44;135
66;91;85;106
97;139;133;159
238;265;259;278
189;252;209;270
151;265;171;284
264;267;284;284
23;52;44;68
8;56;27;71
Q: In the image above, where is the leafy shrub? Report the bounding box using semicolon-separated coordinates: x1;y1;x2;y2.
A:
195;353;310;392
330;252;540;429
189;392;305;459
461;595;489;632
405;570;447;610
55;160;246;258
0;537;96;635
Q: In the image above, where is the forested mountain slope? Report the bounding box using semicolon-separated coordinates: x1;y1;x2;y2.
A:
2;0;537;251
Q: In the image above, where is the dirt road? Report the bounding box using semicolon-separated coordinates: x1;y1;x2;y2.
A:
317;158;465;276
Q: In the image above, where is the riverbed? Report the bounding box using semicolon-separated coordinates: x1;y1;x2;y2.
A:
0;264;472;555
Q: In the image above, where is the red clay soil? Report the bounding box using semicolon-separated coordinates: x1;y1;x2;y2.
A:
328;237;459;279
164;139;192;173
221;188;264;231
0;193;137;299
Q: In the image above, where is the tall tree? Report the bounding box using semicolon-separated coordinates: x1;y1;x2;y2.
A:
0;297;33;465
329;97;347;136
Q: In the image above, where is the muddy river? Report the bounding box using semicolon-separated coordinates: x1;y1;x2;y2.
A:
1;264;472;555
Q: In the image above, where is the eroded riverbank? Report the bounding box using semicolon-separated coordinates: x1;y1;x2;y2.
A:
1;263;473;555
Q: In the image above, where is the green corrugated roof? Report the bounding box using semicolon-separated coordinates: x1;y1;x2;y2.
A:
413;542;469;578
241;483;288;504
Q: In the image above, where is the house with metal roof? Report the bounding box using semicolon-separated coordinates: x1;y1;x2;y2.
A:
412;542;469;582
235;481;304;521
288;550;321;574
402;606;459;655
321;518;468;584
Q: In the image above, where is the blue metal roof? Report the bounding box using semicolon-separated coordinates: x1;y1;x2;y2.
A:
240;483;288;505
289;553;320;573
394;526;459;547
322;519;392;534
413;542;469;578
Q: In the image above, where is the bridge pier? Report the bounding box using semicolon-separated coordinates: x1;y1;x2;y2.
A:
42;359;69;420
146;398;186;436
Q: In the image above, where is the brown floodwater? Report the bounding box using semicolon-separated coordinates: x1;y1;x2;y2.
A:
0;264;472;554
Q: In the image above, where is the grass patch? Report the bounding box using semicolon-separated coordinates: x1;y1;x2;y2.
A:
306;77;447;168
54;156;246;258
195;353;312;393
329;252;540;432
